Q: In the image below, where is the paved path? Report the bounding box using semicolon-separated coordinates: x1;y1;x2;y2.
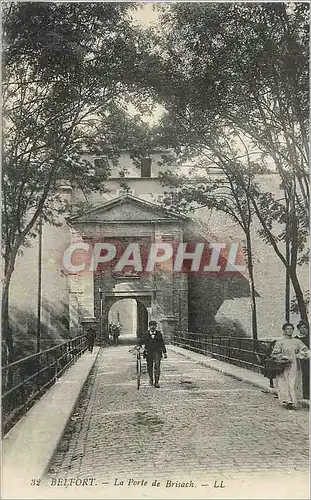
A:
44;346;309;498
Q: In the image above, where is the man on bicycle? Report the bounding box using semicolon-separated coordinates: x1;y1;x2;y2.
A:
138;320;167;388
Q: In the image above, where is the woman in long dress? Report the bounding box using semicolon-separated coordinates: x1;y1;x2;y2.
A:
271;322;309;409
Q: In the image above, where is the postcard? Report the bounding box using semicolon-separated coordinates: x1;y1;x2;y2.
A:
2;1;309;499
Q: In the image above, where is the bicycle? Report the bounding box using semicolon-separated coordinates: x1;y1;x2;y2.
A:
129;346;143;390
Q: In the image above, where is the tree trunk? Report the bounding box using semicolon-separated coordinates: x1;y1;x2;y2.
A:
246;232;258;340
288;180;307;320
252;193;307;323
2;244;21;366
285;197;291;321
288;265;308;321
285;239;290;322
2;283;14;390
2;279;14;365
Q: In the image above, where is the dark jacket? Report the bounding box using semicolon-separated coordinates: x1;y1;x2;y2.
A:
138;330;167;355
86;327;96;340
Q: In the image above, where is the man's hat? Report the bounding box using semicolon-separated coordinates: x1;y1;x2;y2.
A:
149;320;157;326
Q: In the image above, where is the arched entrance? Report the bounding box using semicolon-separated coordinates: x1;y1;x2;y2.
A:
107;298;149;345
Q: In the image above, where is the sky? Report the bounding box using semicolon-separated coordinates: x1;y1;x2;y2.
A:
131;3;160;25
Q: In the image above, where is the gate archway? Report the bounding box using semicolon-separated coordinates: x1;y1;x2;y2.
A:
106;298;149;345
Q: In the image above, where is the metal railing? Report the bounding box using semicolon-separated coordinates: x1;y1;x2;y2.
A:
2;335;87;436
172;332;274;373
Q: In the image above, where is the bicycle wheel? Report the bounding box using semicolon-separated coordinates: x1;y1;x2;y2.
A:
136;356;142;390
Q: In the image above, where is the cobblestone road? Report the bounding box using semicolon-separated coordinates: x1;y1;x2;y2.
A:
45;346;309;497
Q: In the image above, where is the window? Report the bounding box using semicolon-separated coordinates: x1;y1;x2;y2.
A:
140;157;152;177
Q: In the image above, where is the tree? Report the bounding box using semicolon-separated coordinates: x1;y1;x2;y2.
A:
145;2;309;321
157;122;262;339
2;2;151;361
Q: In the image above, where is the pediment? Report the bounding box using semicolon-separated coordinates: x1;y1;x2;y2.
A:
68;195;187;224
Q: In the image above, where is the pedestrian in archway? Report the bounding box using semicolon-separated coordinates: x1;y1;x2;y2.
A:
295;320;310;400
138;320;167;388
108;322;114;345
112;323;120;347
85;323;96;353
271;322;309;409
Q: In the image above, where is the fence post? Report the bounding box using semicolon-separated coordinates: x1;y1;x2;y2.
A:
54;349;58;381
228;337;231;361
79;336;82;357
253;339;260;371
37;352;41;392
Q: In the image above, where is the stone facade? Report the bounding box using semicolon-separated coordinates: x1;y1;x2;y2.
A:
68;195;187;343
